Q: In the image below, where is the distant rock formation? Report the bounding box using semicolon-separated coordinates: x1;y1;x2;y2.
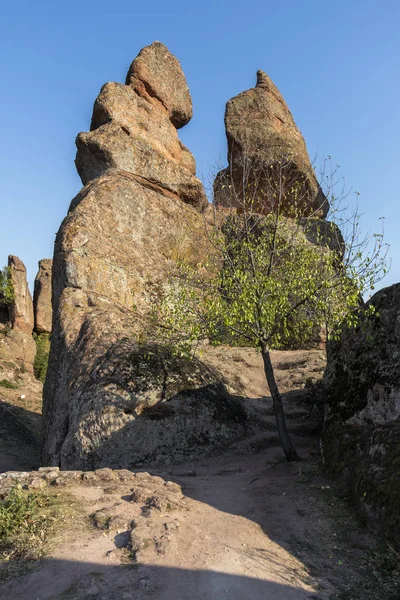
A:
42;43;244;470
33;259;52;334
323;283;400;545
8;255;34;335
0;256;36;373
214;70;328;217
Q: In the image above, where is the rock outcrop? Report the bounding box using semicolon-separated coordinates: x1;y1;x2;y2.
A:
8;255;34;335
323;283;400;545
33;259;52;334
214;70;328;217
75;42;206;210
125;41;192;129
42;44;245;470
0;256;36;373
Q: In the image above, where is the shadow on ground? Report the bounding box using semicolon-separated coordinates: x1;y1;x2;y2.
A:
0;559;320;600
0;398;41;472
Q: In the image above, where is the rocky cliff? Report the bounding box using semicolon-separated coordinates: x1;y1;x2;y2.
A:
214;70;328;217
323;284;400;545
42;43;245;470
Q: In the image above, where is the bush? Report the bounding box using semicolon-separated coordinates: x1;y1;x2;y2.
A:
0;379;18;390
0;485;59;561
33;334;50;383
0;267;15;306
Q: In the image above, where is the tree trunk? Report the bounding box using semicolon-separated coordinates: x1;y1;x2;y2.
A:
261;346;301;462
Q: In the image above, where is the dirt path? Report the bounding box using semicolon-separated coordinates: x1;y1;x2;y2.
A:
0;349;395;599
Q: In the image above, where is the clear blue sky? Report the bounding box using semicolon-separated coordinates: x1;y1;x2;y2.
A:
1;0;399;291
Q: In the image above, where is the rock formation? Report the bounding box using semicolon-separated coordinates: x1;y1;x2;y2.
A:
125;41;193;129
323;283;400;545
214;70;328;217
0;256;36;373
75;42;206;210
33;259;53;334
42;43;245;470
8;255;34;335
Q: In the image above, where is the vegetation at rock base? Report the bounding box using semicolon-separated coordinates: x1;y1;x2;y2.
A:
152;158;389;462
0;485;57;567
0;379;18;390
0;266;15;307
0;483;83;583
33;333;50;383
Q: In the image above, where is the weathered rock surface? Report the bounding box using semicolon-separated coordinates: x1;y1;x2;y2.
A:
42;45;246;470
0;256;36;374
0;327;36;374
323;283;400;545
125;41;192;129
214;70;328;217
33;258;52;334
75;44;206;211
45;338;246;470
8;255;34;335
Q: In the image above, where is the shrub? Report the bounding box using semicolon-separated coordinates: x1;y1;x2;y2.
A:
33;334;50;383
0;379;18;390
0;267;15;306
0;485;60;561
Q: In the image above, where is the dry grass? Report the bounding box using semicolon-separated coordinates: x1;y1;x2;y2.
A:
0;483;86;584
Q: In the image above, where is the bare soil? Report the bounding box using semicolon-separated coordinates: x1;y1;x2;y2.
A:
0;348;398;599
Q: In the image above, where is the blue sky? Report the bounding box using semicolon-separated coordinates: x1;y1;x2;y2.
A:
1;0;399;290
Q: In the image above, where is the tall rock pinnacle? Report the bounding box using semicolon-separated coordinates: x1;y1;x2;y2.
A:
75;41;206;210
42;44;245;470
33;259;53;334
214;70;328;217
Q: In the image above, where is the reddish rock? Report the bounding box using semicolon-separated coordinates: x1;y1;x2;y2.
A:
125;41;192;129
42;47;245;470
8;255;34;335
75;49;206;211
34;259;52;334
0;256;36;373
214;70;328;218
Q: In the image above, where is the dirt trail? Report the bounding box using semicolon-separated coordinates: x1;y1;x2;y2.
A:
0;349;391;599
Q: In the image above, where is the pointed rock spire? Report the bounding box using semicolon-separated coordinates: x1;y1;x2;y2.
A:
214;70;328;217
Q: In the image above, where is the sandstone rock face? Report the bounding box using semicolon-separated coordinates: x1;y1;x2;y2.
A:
0;328;37;374
214;70;328;218
323;283;400;544
75;45;206;211
33;259;52;334
0;256;36;374
125;41;192;129
42;46;245;470
8;255;34;335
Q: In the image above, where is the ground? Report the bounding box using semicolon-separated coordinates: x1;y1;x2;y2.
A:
0;348;399;599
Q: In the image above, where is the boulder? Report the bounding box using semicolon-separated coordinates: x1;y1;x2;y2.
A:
214;70;328;218
8;255;34;335
42;46;244;469
33;259;52;334
42;173;244;468
323;283;400;545
75;47;207;211
125;41;192;129
0;327;36;374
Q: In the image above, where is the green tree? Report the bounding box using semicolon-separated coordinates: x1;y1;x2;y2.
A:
0;266;15;307
152;158;388;461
